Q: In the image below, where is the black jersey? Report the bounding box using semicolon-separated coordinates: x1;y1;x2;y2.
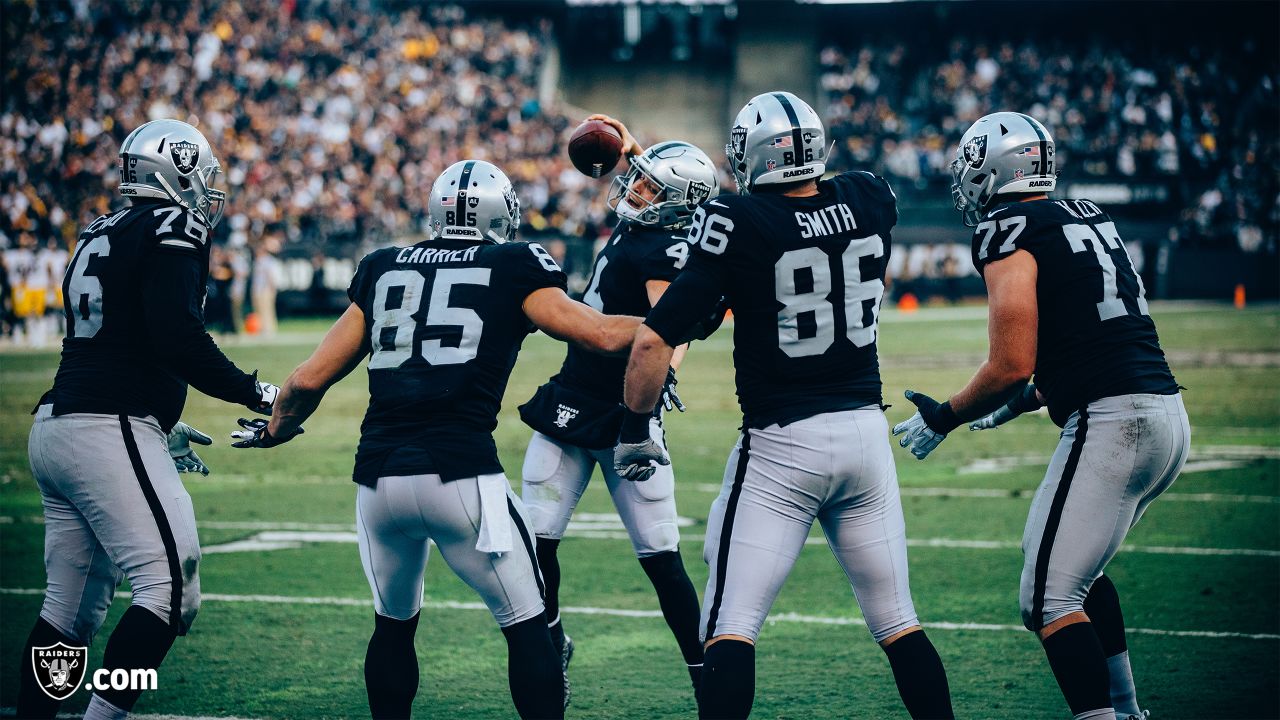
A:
554;221;687;403
347;238;567;485
44;200;259;431
647;171;897;429
969;198;1178;426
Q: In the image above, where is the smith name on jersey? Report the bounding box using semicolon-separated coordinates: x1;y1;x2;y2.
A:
347;238;567;485
970;198;1178;426
647;171;897;429
43;199;260;431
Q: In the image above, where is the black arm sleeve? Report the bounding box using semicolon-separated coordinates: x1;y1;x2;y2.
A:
142;249;259;406
644;259;726;347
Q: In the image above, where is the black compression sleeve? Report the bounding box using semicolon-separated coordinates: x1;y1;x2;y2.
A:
142;249;259;406
645;264;725;348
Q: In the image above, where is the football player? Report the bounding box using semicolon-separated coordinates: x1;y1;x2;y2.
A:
233;160;643;719
518;116;718;702
17;119;280;720
615;92;954;720
893;111;1189;720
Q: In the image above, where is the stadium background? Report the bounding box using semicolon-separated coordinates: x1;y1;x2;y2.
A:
1;1;1277;718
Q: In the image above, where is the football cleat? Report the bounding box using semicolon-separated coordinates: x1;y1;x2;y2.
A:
561;634;575;709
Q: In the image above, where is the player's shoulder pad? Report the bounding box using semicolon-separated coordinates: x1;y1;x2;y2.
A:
502;240;565;274
620;220;679;248
144;204;211;253
832;170;898;202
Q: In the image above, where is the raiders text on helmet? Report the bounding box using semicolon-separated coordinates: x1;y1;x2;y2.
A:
607;141;719;228
951;111;1057;226
725;91;826;194
427;160;521;244
119;119;227;228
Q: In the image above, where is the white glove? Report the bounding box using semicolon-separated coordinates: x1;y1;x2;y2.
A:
167;422;213;475
613;438;670;482
250;377;280;416
892;412;947;460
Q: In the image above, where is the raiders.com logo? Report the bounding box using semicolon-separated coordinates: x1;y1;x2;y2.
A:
170;140;200;175
32;643;87;700
31;642;160;700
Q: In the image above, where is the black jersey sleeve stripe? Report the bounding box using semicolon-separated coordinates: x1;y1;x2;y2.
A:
1029;408;1089;631
704;431;751;639
507;496;546;600
772;93;805;168
1016;113;1049;178
119;415;186;632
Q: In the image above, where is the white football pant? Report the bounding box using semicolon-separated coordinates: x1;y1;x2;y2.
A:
521;416;680;558
1020;393;1190;630
356;473;545;627
701;407;920;644
28;405;202;641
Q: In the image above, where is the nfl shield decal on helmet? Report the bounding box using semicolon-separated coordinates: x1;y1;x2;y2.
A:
963;135;988;169
170;140;200;175
32;642;88;701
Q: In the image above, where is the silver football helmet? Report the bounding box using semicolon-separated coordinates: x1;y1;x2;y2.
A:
119;119;226;228
607;141;719;228
427;160;521;244
725;91;826;194
951;112;1057;226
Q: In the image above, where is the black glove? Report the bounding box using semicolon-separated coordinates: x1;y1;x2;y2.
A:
904;390;964;435
230;418;302;448
659;367;686;413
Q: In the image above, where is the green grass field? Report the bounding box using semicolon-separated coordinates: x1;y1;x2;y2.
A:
1;302;1277;719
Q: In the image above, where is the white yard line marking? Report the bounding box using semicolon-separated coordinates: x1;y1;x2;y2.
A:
2;587;1274;641
194;529;1279;559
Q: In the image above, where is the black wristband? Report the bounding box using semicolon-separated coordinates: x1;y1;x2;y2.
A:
932;401;964;434
619;409;653;443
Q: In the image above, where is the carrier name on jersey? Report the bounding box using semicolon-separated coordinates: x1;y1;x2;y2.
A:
394;245;482;265
795;203;858;238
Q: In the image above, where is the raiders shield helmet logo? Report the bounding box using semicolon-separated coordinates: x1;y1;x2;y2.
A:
686;180;712;208
962;135;988;170
728;125;748;163
170;140;200;175
32;642;88;701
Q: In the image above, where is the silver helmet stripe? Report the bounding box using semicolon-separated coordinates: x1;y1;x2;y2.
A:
772;92;805;168
456;160;476;226
1015;113;1049;178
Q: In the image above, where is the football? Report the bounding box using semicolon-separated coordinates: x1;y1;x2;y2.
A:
567;119;623;178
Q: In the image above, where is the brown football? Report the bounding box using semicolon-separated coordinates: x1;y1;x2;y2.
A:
567;120;623;178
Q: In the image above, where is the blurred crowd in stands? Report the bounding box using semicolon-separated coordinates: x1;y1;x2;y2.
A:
819;37;1279;253
1;0;619;342
1;1;1275;342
